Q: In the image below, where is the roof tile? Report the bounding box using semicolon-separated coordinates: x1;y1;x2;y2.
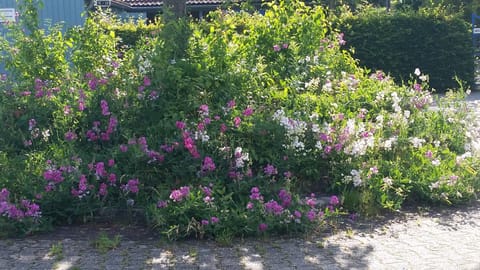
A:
111;0;228;8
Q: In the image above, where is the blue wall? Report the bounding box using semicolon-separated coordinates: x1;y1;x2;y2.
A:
0;0;85;29
0;1;86;73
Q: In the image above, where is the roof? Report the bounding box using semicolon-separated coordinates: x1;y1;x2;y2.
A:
110;0;241;9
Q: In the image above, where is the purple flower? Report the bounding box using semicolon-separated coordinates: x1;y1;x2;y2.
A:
307;209;316;221
294;210;302;218
210;216;219;224
126;179;140;193
202;186;212;197
0;188;9;201
282;43;289;49
176;121;186;130
246;202;254;210
201;219;209;225
242;107;253;117
108;159;115;167
43;169;64;184
329;195;340;206
95;162;106;177
108;173;117;185
99;183;108;196
120;144;128;152
100;100;110;116
143;76;151;86
227;100;236;108
250;187;263;201
28;119;37;131
258;223;268;232
79;175;88;193
278;189;292;208
202;156;216;172
199;104;209;116
64;131;78;141
220;123;227;133
273;44;281;52
263;164;278;176
157;200;168;208
264;200;284;215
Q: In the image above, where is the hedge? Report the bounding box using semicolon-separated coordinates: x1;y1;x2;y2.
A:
338;9;474;91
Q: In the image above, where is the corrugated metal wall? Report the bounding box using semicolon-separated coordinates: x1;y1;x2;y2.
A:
0;1;86;74
0;0;85;28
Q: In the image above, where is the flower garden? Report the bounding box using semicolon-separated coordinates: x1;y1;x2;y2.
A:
0;0;479;240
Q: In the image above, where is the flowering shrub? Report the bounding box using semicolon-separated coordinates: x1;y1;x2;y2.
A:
0;0;478;238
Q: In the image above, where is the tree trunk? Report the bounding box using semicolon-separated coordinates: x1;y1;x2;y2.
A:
163;0;187;20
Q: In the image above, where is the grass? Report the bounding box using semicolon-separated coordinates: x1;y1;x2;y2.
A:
92;232;121;254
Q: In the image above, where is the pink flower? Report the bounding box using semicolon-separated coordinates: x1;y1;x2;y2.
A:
233;117;241;128
120;144;128;152
108;173;117;185
126;179;140;193
0;188;9;201
157;200;168;208
220;123;227;133
95;162;106;177
64;131;78;141
282;43;289;49
294;210;302;218
78;99;86;111
143;76;151;86
242;107;253;117
227;100;236;108
264;200;284;215
201;219;209;225
246;202;254;210
263;164;278;176
108;159;115;167
210;216;219;224
338;33;346;46
100;100;110;116
169;186;190;202
199;104;209;116
258;223;268;232
278;189;292;208
176;121;186;130
307;209;316;221
99;183;108;196
329;195;340;206
64;105;71;115
273;44;281;52
202;156;216;172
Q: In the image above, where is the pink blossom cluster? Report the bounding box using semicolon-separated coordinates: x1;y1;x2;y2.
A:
169;186;190;202
0;188;41;220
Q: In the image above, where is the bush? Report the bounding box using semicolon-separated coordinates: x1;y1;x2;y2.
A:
337;8;474;91
0;0;478;239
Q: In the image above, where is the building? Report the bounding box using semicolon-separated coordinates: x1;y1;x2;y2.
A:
88;0;262;21
0;0;85;29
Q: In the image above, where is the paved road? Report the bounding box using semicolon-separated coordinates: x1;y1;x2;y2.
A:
0;200;479;270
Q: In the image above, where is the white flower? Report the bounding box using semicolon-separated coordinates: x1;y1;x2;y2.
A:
431;159;441;166
410;137;426;148
351;169;363;187
429;181;440;190
383;177;393;186
315;141;323;150
414;68;421;76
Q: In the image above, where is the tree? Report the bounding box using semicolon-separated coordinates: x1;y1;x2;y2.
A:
163;0;187;20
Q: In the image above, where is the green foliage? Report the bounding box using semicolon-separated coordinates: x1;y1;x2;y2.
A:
337;7;474;91
92;233;121;254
